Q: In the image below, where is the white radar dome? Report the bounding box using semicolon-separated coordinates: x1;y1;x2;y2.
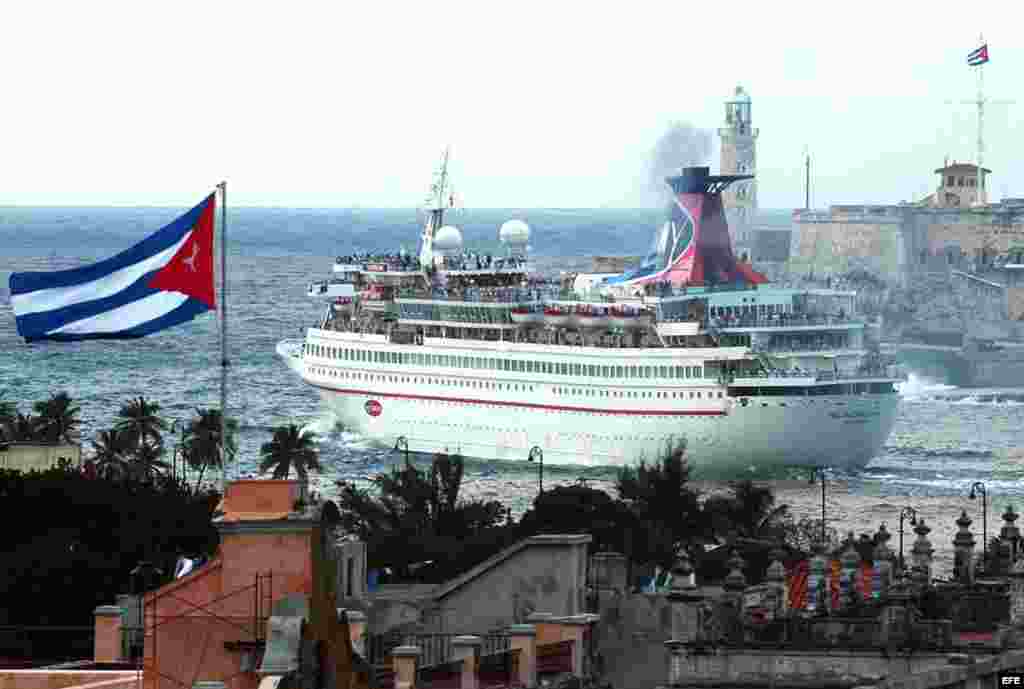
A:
499;219;530;247
433;225;464;252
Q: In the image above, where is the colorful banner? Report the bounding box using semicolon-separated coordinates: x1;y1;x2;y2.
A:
786;561;809;609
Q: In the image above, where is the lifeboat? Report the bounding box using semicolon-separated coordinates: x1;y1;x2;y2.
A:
510;305;543;325
543;306;570;327
333;297;355;316
574;305;609;330
610;306;653;330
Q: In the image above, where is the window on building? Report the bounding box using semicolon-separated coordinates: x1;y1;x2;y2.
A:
958;176;965;187
948;175;955;186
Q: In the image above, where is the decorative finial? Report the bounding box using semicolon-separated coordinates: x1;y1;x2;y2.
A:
723;550;747;592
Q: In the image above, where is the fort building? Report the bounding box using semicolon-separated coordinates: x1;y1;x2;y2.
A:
790;161;1024;290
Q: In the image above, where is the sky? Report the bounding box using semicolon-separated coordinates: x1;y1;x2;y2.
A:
1;1;1022;210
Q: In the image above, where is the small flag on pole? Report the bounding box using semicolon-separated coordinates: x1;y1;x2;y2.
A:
967;44;989;66
9;194;218;342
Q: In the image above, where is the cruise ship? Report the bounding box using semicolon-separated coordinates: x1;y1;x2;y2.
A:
277;154;901;472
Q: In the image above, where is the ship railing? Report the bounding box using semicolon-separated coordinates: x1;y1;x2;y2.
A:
754;341;855;353
706;316;860;330
396;287;559;303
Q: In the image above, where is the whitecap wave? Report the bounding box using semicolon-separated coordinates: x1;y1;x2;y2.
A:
301;409;347;438
896;373;958;400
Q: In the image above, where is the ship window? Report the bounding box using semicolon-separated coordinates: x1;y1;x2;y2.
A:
659;366;667;377
602;366;610;377
541;362;549;374
560;363;569;375
574;364;582;375
526;361;534;373
644;366;652;377
588;365;596;376
616;366;624;377
696;367;703;378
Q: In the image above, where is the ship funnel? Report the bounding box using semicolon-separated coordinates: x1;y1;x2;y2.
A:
597;166;767;290
658;166;766;286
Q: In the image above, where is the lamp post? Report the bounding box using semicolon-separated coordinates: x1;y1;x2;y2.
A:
528;446;544;496
898;506;918;573
129;561;164;676
970;481;988;569
394;436;410;468
809;467;827;548
170;419;185;486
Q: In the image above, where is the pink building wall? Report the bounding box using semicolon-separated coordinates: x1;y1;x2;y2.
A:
141;480;317;689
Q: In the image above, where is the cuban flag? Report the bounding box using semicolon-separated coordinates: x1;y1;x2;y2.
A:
9;194;217;342
967;44;989;66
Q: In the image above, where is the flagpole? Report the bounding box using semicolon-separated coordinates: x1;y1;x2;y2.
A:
217;181;228;497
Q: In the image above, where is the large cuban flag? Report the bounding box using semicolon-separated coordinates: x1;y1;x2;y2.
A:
10;194;217;342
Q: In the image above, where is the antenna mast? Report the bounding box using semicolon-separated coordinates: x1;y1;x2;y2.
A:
433;147;451;223
976;33;986;197
804;147;811;210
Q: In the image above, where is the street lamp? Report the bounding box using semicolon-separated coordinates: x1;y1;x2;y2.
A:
898;507;918;573
394;436;411;468
129;561;164;672
809;467;827;548
170;419;185;485
970;481;988;569
528;446;544;496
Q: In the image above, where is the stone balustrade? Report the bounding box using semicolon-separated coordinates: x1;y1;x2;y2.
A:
382;614;594;689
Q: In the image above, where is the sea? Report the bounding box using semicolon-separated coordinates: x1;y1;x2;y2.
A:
3;206;1023;577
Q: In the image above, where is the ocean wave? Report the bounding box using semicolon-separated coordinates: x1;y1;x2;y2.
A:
896;374;958;399
881;446;994;460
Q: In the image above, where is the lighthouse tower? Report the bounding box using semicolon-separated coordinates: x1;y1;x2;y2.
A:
718;85;759;261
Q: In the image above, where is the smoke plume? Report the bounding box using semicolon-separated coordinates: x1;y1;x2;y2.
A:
646;121;712;204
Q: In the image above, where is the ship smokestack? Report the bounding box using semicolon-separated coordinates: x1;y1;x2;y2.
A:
660;166;767;286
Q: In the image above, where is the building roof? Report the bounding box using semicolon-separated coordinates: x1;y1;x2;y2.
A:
216;479;301;522
728;85;751;103
935;163;992;174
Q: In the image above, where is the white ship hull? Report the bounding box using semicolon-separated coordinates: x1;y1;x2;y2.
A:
312;386;897;471
279;337;899;473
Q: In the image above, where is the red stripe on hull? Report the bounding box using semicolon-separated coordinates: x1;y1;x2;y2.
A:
309;382;727;416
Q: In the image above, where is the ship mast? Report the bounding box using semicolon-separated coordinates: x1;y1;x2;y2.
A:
419;147;452;270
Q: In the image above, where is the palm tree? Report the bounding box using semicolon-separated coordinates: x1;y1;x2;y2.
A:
129;440;171;484
0;393;16;440
259;424;321;503
32;392;81;445
91;428;132;480
703;480;790;544
115;396;168;454
182;407;239;493
3;412;42;442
